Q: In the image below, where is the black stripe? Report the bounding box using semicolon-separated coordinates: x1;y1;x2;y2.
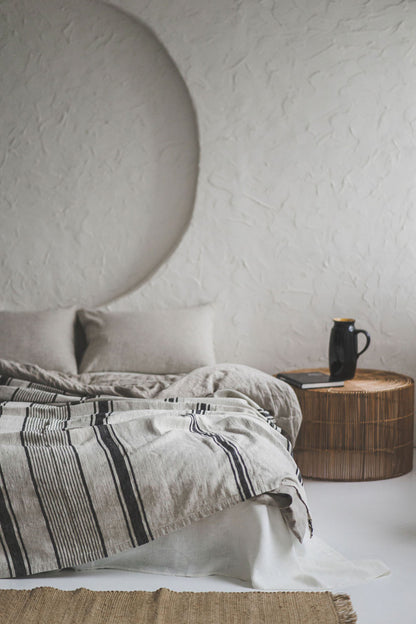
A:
23;406;107;566
98;400;110;413
94;400;109;426
92;426;135;547
64;415;107;558
211;435;254;498
110;424;153;541
0;530;13;577
21;409;62;569
11;387;21;400
189;413;255;500
189;414;243;499
0;463;31;575
0;470;26;576
95;423;149;546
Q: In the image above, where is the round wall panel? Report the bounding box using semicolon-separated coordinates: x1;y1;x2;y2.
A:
0;0;199;307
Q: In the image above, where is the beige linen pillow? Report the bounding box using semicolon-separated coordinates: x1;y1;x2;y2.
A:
78;305;216;374
0;308;78;373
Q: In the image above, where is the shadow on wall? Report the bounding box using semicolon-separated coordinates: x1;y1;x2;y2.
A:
0;0;199;309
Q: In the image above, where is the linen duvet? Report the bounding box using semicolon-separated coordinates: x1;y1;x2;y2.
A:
0;359;311;578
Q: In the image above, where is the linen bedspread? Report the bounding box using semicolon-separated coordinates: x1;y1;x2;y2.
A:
0;359;311;578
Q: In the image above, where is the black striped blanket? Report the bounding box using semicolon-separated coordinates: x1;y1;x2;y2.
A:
0;361;311;578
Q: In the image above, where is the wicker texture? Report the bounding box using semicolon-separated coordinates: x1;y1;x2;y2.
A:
0;587;357;624
287;368;414;481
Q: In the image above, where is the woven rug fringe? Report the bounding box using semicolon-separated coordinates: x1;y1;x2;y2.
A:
333;593;358;624
0;586;358;624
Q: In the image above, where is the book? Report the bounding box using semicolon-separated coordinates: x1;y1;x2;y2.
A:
276;371;344;389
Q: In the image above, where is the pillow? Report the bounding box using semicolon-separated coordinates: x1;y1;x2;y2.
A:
0;308;78;373
78;305;216;374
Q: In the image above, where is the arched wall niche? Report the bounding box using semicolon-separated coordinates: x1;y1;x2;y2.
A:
0;0;199;308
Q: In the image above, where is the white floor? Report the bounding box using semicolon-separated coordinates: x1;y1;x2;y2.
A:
304;454;416;624
0;452;414;624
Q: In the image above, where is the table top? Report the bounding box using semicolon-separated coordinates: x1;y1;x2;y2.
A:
280;368;414;394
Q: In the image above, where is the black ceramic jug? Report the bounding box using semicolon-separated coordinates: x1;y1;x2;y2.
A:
329;318;371;381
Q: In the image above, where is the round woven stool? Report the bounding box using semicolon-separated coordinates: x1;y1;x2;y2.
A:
285;368;414;481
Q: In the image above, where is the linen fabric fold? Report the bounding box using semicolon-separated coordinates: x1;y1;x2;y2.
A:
0;360;308;578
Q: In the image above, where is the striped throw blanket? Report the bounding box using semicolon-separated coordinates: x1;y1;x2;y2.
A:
0;361;311;578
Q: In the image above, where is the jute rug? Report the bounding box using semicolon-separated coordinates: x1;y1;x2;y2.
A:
0;586;357;623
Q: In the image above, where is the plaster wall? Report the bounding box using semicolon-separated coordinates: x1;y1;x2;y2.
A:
118;0;416;380
2;1;416;389
0;0;198;306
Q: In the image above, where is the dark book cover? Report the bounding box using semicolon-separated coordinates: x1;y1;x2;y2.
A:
276;371;344;389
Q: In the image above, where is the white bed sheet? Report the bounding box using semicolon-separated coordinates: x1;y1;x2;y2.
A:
78;500;389;590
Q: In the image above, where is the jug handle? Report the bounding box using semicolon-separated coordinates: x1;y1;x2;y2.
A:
355;329;371;357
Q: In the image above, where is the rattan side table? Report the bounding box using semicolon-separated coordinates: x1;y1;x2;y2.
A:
281;368;414;481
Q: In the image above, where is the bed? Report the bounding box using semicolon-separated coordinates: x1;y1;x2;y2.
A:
0;306;388;588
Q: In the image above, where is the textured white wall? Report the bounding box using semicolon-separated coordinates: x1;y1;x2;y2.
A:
0;0;198;307
115;0;416;379
2;0;416;387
